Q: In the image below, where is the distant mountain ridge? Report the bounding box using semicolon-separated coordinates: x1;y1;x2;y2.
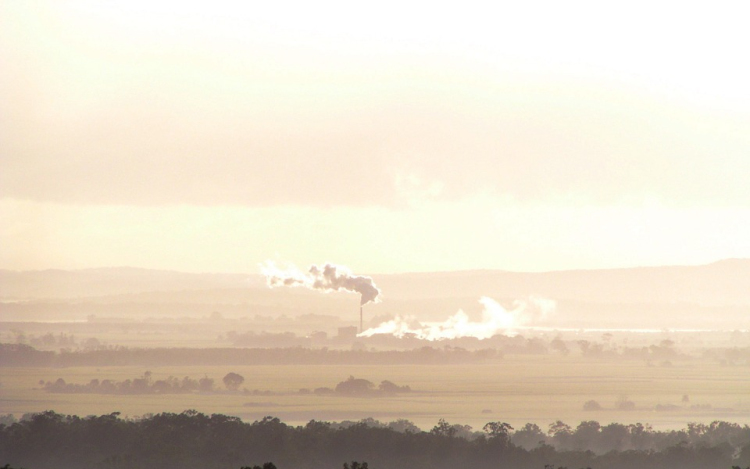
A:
1;260;749;328
376;258;750;306
0;267;257;300
2;260;749;306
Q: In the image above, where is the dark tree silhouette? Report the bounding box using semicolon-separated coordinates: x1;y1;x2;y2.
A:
335;376;375;395
378;380;410;394
223;372;245;391
483;421;514;445
430;418;457;438
0;410;744;469
582;400;601;411
343;462;368;469
240;463;276;469
198;376;214;392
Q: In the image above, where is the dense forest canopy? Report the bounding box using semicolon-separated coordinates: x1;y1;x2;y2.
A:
2;410;750;469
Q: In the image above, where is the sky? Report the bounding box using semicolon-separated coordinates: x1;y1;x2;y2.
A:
1;1;749;274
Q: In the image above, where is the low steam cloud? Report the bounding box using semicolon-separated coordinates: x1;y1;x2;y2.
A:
261;261;381;305
359;296;555;340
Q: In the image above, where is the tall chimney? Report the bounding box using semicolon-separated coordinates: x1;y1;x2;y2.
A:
360;305;363;334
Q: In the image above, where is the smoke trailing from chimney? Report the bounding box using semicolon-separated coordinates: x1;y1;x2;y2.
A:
359;296;555;340
261;261;381;305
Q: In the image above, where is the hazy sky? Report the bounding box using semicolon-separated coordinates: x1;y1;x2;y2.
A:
2;1;749;273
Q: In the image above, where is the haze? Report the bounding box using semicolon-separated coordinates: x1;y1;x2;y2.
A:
3;4;750;468
2;1;749;273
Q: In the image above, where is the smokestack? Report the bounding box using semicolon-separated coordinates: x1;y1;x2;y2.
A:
261;261;382;332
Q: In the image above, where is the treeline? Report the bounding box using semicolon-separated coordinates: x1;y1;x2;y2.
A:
3;342;749;368
2;411;749;469
0;343;499;367
303;376;411;397
42;372;218;395
40;372;411;397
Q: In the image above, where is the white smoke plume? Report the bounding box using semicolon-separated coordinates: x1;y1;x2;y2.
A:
359;296;555;340
261;261;381;305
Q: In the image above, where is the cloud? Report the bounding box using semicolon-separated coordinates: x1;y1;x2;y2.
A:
2;3;748;209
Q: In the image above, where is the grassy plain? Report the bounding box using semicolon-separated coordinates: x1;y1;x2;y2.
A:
2;356;748;431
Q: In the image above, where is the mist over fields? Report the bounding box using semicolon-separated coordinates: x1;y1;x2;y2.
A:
3;266;750;469
2;259;749;330
2;1;749;466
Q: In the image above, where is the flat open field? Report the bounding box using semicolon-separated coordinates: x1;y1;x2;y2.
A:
1;356;748;431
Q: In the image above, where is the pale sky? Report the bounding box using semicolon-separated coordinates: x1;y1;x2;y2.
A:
1;1;749;273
